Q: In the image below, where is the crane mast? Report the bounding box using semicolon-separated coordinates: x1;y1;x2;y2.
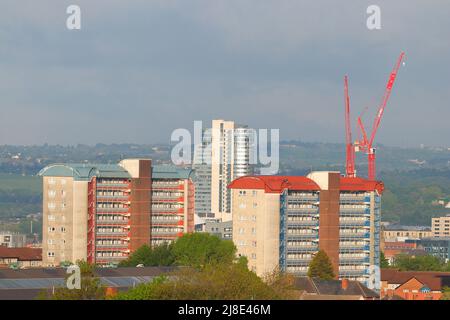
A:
344;52;405;180
344;75;356;177
362;52;405;180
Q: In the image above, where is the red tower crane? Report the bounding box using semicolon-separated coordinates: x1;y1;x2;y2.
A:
344;75;356;177
355;51;405;180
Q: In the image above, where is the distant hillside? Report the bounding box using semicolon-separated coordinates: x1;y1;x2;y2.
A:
279;141;450;176
0;142;449;225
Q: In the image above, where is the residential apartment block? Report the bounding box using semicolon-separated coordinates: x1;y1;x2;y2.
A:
228;171;383;290
431;215;450;237
151;166;195;246
39;159;152;267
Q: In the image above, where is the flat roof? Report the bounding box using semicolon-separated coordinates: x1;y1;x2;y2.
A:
228;175;384;193
38;163;131;181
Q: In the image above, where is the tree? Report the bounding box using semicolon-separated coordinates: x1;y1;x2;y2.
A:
380;251;390;268
38;260;105;300
393;254;444;271
307;250;335;280
440;287;450;300
171;233;237;268
119;243;175;267
116;262;293;300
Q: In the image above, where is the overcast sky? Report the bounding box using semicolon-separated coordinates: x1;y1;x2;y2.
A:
0;0;449;147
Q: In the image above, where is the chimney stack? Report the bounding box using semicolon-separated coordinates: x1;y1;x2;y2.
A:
341;278;349;290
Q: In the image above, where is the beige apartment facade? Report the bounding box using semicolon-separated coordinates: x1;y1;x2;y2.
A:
39;159;152;267
231;187;280;275
229;172;384;290
432;215;450;237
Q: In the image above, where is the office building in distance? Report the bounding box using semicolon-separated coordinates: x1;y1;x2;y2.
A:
210;119;253;222
228;171;383;290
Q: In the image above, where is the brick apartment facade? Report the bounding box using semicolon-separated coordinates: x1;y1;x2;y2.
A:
228;171;384;290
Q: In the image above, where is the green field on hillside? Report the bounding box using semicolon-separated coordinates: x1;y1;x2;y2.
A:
0;174;42;219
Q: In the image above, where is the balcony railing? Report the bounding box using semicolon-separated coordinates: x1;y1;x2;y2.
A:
96;231;128;236
339;220;370;227
96;243;129;248
96;219;129;225
286;246;318;253
339;232;370;239
96;207;129;213
286;220;319;227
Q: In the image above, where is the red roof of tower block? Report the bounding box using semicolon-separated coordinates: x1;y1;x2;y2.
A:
228;175;384;194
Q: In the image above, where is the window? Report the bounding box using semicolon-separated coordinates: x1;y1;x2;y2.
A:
239;228;245;234
48;227;56;232
251;253;257;259
253;203;257;208
48;239;54;245
251;228;256;235
47;252;55;257
61;227;66;233
252;190;257;196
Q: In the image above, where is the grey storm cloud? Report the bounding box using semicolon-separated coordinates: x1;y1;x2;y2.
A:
0;0;449;147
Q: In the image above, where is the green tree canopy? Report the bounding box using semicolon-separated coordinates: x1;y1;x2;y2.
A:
118;243;175;267
116;262;295;300
171;233;237;268
392;254;445;271
380;251;390;269
307;250;335;280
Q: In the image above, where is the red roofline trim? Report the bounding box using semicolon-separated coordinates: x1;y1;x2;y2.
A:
228;175;384;194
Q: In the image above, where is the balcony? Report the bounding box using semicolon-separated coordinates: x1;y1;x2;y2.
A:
96;207;130;213
340;195;370;202
96;195;129;201
287;220;319;227
96;218;129;225
96;231;128;237
96;243;129;248
152;206;183;213
97;182;130;188
286;233;319;240
340;244;370;252
339;269;369;277
286;246;318;253
339;232;370;239
288;193;319;201
287;207;319;213
285;258;312;265
339;256;370;264
152;193;184;200
339;220;370;227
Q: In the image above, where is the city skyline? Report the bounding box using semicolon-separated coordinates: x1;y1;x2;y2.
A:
0;1;449;147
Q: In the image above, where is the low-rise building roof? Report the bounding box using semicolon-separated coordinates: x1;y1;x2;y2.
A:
293;277;379;299
0;247;42;261
381;269;450;291
152;165;193;180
